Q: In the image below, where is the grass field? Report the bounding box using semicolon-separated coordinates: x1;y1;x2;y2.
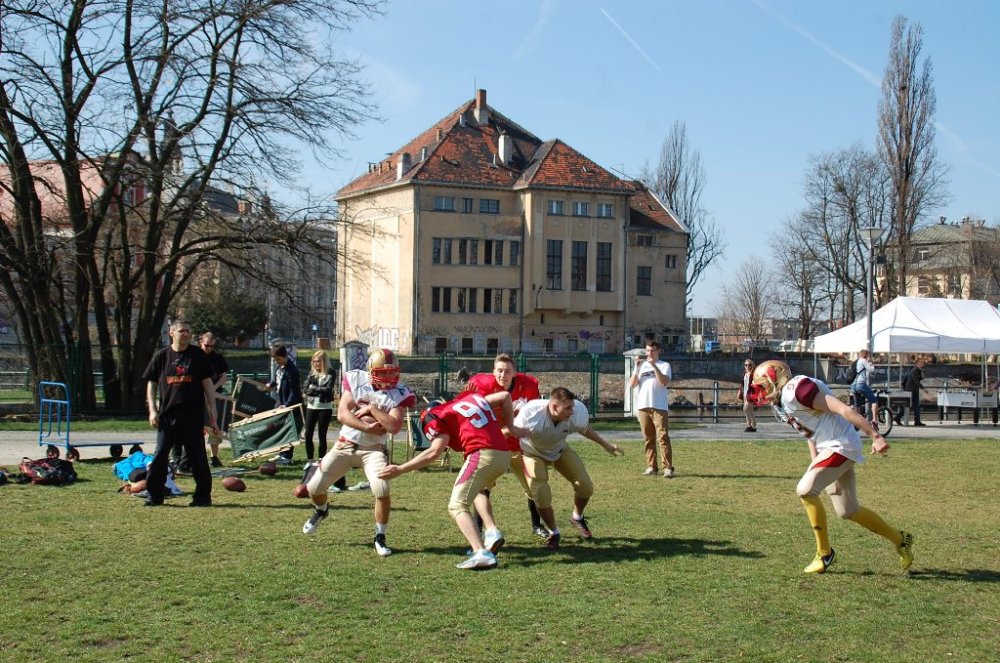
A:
2;438;998;662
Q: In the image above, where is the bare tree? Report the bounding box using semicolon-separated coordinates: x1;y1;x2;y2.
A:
771;223;825;341
877;15;950;298
640;120;725;308
0;0;382;409
719;257;773;346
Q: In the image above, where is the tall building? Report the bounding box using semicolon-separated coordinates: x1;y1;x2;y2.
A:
335;90;688;354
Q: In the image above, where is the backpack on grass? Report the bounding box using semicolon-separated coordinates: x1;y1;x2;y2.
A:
18;457;77;485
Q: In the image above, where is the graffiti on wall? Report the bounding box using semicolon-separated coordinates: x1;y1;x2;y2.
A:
353;325;410;351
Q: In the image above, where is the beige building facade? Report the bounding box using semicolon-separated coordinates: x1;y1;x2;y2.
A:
336;90;688;354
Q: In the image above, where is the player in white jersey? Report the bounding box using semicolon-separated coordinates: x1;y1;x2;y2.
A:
748;360;914;574
303;349;415;557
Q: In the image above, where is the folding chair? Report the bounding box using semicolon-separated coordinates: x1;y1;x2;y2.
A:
406;409;451;471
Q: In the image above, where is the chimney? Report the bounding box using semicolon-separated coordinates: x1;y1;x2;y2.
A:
498;132;512;165
474;88;490;126
397;152;411;180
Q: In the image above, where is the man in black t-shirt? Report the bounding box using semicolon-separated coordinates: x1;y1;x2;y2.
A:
143;319;220;506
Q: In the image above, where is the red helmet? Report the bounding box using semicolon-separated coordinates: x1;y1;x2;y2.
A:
749;360;792;406
367;348;400;390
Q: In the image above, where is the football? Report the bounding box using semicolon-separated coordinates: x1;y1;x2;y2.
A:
222;475;246;492
292;483;310;498
259;461;278;476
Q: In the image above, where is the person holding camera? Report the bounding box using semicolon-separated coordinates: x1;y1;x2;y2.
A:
628;340;674;477
302;351;338;465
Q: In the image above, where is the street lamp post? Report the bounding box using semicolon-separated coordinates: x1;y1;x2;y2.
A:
860;225;885;353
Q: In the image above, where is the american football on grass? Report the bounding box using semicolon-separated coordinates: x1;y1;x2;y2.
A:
259;461;278;476
222;475;246;492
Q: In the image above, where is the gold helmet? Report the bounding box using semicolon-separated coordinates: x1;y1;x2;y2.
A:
749;360;792;406
367;348;400;389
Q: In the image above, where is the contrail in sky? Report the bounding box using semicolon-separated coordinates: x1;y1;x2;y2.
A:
599;7;665;76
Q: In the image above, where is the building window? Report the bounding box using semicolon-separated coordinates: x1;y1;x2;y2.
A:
469;288;478;313
480;198;500;214
637;266;652;296
494;240;503;265
636;234;654;247
469;239;478;265
665;254;677;269
596;242;612;291
432;287;440;313
487;338;499;355
572;201;589;217
599;315;604;326
432;238;441;264
947;273;962;296
462;337;473;353
435;337;447;353
568;338;579;352
508;288;518;314
457;288;466;313
483;288;493;313
597;202;614;218
433;196;455;211
462;197;473;213
571;241;588;291
442;287;452;312
543;338;554;353
458;239;467;265
547;239;563;290
484;240;494;265
493;289;503;314
443;239;452;264
917;276;930;295
548;200;565;215
509;241;520;267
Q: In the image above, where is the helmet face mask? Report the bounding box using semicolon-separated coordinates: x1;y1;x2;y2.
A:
750;360;792;406
367;348;400;390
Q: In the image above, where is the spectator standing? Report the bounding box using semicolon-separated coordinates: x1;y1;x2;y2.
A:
200;332;230;467
143;319;219;507
738;359;757;432
628;340;674;477
904;356;929;426
266;345;302;464
302;351;338;465
850;349;881;430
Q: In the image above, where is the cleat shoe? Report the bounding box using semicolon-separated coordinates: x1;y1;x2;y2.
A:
642;467;657;476
663;467;676;478
545;531;561;549
302;506;329;535
374;533;392;557
210;456;223;468
483;528;506;554
803;549;836;574
897;531;914;571
532;525;550;539
348;480;371;492
570;515;592;540
274;456;292;466
456;549;497;570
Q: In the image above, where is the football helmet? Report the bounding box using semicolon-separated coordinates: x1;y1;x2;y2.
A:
749;360;792;406
367;348;400;390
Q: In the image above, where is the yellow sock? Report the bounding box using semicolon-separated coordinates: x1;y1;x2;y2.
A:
848;507;903;545
800;495;831;555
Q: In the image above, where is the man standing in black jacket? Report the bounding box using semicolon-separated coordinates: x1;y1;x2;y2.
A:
905;357;929;426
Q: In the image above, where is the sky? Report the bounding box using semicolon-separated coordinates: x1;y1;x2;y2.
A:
303;0;1000;317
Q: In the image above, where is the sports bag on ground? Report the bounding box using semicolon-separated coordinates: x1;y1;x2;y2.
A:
18;457;78;485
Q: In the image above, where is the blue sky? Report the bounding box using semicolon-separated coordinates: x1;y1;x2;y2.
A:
307;0;1000;317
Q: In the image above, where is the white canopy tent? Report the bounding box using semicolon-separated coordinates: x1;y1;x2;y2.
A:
813;297;1000;355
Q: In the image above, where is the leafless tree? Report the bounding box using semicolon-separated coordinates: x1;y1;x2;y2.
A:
640;120;725;308
0;0;382;409
771;223;825;341
877;15;950;298
719;257;773;345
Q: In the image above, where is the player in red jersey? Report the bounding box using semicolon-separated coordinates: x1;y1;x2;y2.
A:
461;353;546;538
379;391;527;570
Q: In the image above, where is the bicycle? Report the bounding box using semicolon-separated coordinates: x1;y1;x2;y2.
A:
850;389;894;437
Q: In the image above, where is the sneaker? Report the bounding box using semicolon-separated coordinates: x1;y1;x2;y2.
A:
210;456;222;468
570;515;592;540
348;481;371;492
545;531;560;549
483;528;506;555
803;549;836;574
455;549;497;570
302;506;328;535
744;426;754;432
642;467;657;476
532;525;550;539
749;427;757;432
274;456;292;466
329;485;343;494
374;533;392;557
913;422;926;427
897;531;914;572
663;467;675;478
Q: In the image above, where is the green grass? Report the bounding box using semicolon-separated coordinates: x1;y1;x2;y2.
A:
2;438;998;662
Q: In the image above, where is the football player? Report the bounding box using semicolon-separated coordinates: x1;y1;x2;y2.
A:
513;387;624;548
748;360;914;574
461;353;547;538
302;348;416;558
379;391;527;570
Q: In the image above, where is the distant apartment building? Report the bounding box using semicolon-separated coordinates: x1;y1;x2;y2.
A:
903;216;1000;305
334;90;688;354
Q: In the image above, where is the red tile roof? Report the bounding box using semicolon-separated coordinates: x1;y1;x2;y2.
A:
336;92;634;199
627;182;685;232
